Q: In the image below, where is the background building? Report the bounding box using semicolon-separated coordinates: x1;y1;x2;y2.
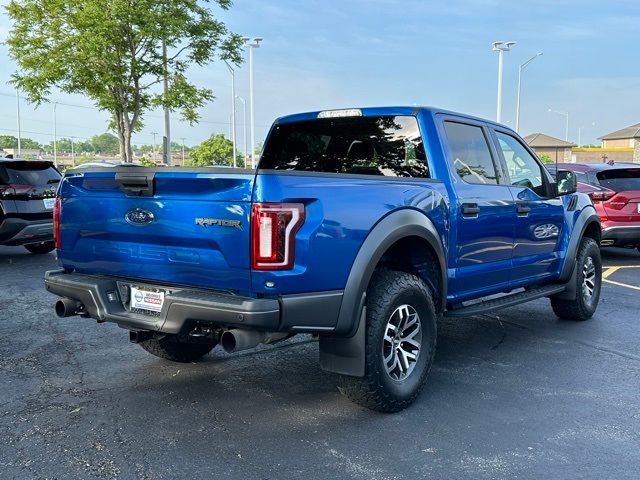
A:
598;123;640;162
524;133;576;163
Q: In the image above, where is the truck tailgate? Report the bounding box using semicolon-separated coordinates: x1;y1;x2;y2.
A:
57;168;255;292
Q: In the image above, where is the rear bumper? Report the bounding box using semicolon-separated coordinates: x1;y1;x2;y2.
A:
601;226;640;247
44;270;343;334
0;218;53;246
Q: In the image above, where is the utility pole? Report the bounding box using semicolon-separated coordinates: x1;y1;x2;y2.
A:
16;88;22;157
515;52;543;133
163;41;171;165
548;109;570;141
53;102;58;167
243;37;263;168
492;41;516;123
70;136;75;166
236;95;248;168
151;132;158;163
180;137;186;165
224;61;237;167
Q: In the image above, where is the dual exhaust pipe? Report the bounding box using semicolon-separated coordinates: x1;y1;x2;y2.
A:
55;297;285;354
55;298;84;318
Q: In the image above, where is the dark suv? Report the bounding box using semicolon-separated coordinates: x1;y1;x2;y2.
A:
0;158;61;254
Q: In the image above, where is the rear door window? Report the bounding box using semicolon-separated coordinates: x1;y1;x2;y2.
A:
442;121;499;185
259;115;429;178
596;168;640;192
0;162;61;186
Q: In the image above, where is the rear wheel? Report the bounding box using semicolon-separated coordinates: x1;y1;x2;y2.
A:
24;241;55;254
551;237;601;321
139;334;216;362
338;270;437;413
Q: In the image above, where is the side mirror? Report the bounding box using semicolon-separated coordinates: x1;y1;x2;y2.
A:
556;170;577;196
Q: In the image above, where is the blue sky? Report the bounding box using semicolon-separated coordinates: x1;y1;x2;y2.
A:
0;0;639;149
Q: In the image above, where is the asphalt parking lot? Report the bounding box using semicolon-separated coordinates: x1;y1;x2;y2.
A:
1;247;639;479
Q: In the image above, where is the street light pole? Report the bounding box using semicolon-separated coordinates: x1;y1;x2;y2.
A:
236;95;247;168
70;136;75;166
224;61;237;167
180;137;186;165
15;88;22;157
515;52;543;133
243;37;263;168
548;108;570;141
578;122;596;147
151;131;158;163
53;102;58;167
492;41;516;124
163;41;171;165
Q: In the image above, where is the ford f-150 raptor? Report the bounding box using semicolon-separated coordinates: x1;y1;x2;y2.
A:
45;107;602;412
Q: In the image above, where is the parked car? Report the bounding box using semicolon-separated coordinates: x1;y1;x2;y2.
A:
0;158;61;254
547;163;640;252
45;107;601;412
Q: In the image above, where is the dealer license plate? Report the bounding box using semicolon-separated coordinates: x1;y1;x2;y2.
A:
43;198;55;209
130;286;165;313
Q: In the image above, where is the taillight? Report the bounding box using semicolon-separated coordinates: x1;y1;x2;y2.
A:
588;189;615;202
0;184;32;197
251;203;304;270
53;197;61;249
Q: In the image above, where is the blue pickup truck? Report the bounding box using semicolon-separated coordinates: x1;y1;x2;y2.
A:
45;107;602;412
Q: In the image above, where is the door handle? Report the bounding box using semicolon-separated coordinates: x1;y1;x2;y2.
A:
461;203;480;217
516;204;531;216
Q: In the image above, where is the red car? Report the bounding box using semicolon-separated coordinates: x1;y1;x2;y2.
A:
549;163;640;252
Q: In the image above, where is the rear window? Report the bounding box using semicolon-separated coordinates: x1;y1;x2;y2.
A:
259;115;429;177
0;161;61;186
596;168;640;192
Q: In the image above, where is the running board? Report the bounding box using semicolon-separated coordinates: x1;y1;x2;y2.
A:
444;284;566;318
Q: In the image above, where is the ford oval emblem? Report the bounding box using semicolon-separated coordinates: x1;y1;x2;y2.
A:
125;208;155;226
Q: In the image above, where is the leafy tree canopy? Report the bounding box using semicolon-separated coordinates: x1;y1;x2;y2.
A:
0;135;42;150
187;133;232;166
6;0;242;162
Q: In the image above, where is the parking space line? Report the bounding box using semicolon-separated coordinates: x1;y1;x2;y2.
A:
602;265;640;291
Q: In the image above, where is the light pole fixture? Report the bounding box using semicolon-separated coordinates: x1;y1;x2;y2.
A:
53;102;58;167
15;88;22;157
515;52;542;133
236;95;248;168
224;60;237;168
492;41;516;123
548;108;570;141
242;36;263;168
578;122;596;147
151;131;158;163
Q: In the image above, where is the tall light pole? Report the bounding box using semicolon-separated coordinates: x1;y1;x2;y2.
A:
224;61;237;168
578;122;596;147
70;136;75;166
53;102;58;167
548;108;570;141
236;95;247;168
15;88;22;157
180;137;186;165
515;52;542;133
163;41;171;165
151;131;158;163
492;41;516;124
243;37;263;168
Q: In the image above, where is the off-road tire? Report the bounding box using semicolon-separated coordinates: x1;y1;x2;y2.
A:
551;237;601;321
24;241;56;254
140;335;216;362
338;270;437;413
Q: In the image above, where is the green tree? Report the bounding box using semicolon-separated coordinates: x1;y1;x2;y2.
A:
88;133;119;154
6;0;242;163
187;134;233;166
0;135;41;150
538;154;553;164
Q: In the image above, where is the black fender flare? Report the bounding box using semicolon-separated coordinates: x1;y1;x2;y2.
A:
554;205;600;300
319;208;446;377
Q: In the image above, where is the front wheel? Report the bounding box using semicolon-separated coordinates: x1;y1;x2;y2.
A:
139;334;217;362
24;241;55;254
338;270;437;413
551;237;602;321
